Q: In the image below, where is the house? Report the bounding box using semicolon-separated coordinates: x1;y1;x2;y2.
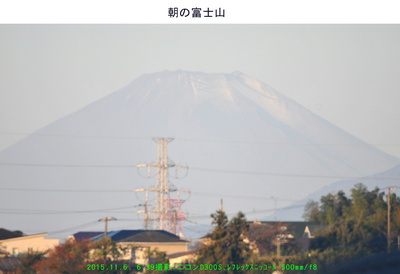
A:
303;225;327;239
249;221;317;238
68;231;103;241
248;221;318;253
0;233;59;257
168;250;197;268
71;230;190;265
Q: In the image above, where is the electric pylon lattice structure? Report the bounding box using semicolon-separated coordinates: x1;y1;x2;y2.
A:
135;137;189;236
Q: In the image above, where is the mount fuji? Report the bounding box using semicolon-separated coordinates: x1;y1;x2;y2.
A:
0;71;399;238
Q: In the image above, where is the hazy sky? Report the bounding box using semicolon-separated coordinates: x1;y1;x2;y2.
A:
1;24;400;158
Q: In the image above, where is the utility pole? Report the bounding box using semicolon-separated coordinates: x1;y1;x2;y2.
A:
98;217;117;239
387;186;396;253
271;196;277;220
135;137;189;235
277;236;281;259
398;236;400;251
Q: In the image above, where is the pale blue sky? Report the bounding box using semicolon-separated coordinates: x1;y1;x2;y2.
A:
1;25;400;158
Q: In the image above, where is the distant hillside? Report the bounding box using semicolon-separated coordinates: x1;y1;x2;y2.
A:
274;164;400;221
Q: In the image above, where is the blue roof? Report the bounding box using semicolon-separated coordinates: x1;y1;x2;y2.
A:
79;230;187;243
73;232;103;240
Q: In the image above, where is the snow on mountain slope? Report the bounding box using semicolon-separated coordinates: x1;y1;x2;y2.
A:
0;70;398;236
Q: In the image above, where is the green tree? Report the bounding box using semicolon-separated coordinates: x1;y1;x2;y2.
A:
300;183;400;272
91;237;128;263
145;248;169;264
90;237;130;274
225;212;251;265
302;200;320;222
32;238;131;274
141;248;169;274
196;210;251;273
196;209;228;265
18;250;47;274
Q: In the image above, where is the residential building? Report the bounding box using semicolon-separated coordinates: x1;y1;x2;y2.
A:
0;233;59;257
303;224;327;239
248;220;319;253
168;250;197;268
71;229;190;265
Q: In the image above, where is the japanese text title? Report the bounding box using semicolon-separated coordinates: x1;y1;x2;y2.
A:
168;7;225;18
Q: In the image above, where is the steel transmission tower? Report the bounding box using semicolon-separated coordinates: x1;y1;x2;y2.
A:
135;137;189;235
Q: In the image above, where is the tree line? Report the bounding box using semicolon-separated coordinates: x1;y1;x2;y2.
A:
14;183;400;273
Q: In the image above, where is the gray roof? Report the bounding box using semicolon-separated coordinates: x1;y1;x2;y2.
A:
117;230;187;243
168;250;196;259
0;257;21;271
248;221;318;238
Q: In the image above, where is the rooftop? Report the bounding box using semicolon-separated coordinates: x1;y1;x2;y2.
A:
73;230;188;243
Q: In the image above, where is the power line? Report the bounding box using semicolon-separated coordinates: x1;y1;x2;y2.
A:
0;132;151;141
1;162;399;181
0;163;133;168
45;219;141;235
0;187;130;193
184;203;307;223
48;221;99;235
0;187;301;203
189;167;400;181
1;131;399;147
6;204;308;237
175;137;400;147
0;187;253;197
192;191;300;202
0;205;141;215
26;218;143;236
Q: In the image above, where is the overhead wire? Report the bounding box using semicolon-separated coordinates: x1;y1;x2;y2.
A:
38;219;142;236
0;187;130;193
0;132;151;141
26;203;308;237
0;187;301;202
0;163;133;168
189;167;400;181
0;131;399;147
1;132;399;180
1;133;398;233
185;203;307;221
0;162;399;181
0;205;141;215
48;221;99;235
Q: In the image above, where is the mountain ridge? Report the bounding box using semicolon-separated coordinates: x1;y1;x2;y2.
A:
0;70;398;237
